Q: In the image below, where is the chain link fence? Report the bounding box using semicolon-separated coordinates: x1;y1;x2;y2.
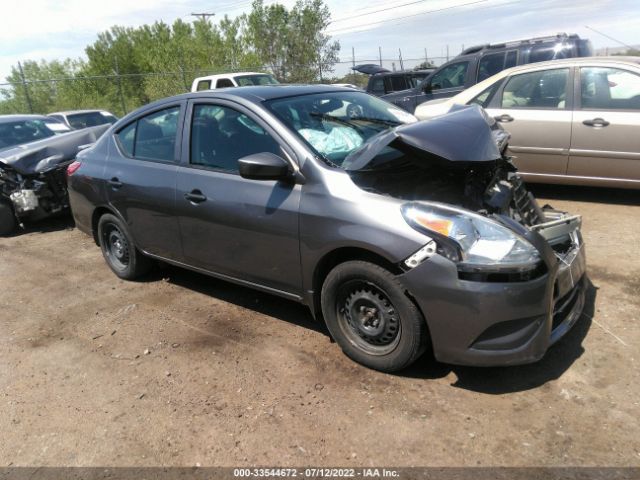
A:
0;54;454;117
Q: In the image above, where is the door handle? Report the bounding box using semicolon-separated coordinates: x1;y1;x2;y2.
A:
494;114;514;123
583;118;610;127
184;190;207;204
108;177;123;189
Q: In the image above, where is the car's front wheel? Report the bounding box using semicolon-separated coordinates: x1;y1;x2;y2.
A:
321;260;429;372
97;213;152;280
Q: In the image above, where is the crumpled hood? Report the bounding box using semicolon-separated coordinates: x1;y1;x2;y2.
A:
343;104;508;171
0;124;109;175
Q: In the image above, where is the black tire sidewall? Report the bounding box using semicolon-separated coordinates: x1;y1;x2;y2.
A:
97;213;149;280
321;261;428;372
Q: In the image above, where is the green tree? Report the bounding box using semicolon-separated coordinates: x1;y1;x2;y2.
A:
0;0;341;115
246;0;340;82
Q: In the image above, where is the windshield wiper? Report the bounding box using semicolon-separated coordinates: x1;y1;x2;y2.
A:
350;117;402;127
309;112;364;132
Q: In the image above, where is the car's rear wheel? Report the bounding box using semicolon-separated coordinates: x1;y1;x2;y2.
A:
97;213;152;279
0;201;17;236
321;260;429;372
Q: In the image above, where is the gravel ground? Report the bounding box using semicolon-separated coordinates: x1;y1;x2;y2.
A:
0;184;638;467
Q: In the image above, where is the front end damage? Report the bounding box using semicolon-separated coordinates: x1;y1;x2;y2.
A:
347;105;587;365
0;125;108;233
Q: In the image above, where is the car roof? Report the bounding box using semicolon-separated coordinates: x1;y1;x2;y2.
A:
49;109;112;116
152;84;358;106
0;114;59;124
194;72;272;81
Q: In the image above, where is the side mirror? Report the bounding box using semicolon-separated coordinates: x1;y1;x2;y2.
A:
422;81;432;93
238;152;291;181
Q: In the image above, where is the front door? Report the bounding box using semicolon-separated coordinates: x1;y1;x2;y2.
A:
485;67;573;176
175;101;302;295
568;66;640;182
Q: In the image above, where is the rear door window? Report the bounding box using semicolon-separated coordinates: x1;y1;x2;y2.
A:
477;53;506;82
500;68;569;109
580;67;640;110
115;106;180;162
505;50;518;68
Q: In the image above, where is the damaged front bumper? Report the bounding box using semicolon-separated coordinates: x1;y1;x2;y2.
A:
400;209;587;367
0;162;72;223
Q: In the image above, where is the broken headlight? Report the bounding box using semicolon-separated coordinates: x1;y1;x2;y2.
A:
401;203;541;272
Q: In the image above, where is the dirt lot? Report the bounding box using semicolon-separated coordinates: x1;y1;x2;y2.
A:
0;184;638;467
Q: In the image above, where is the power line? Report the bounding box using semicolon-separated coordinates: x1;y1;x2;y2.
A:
584;25;635;51
327;0;490;35
331;0;434;23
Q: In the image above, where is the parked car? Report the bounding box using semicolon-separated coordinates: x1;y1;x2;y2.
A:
0;115;110;234
352;64;435;96
383;33;593;113
191;72;279;92
48;109;118;130
415;57;640;189
67;85;586;372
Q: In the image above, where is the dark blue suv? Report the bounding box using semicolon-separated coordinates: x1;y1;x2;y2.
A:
384;33;594;112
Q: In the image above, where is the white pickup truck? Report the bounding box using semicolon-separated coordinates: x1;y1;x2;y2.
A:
191;72;279;92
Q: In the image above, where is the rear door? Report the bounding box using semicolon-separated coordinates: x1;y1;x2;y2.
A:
107;103;184;260
568;65;640;182
175;99;302;295
485;66;573;176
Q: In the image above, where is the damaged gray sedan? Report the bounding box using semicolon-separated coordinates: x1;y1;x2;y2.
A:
68;86;587;372
0;115;109;234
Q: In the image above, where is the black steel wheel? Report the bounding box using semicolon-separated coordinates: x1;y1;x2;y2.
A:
97;213;152;280
102;222;130;271
321;260;429;372
337;281;401;356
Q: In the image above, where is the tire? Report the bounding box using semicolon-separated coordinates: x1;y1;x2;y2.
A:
321;260;429;372
0;201;17;236
97;213;152;280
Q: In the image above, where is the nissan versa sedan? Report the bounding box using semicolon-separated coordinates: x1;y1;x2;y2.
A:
67;85;587;372
415;57;640;189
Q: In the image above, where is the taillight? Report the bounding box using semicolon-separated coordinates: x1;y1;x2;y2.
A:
67;160;82;176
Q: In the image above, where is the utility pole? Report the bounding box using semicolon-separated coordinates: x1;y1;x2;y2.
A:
378;46;382;67
17;61;33;113
114;57;127;116
424;48;428;65
398;48;404;70
191;12;215;21
352;47;356;69
446;45;449;62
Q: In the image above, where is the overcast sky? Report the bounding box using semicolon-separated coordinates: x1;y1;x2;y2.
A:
2;0;639;82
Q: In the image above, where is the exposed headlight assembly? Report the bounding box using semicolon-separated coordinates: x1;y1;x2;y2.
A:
401;202;541;273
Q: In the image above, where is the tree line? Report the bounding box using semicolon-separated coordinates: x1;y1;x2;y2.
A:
0;0;340;116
